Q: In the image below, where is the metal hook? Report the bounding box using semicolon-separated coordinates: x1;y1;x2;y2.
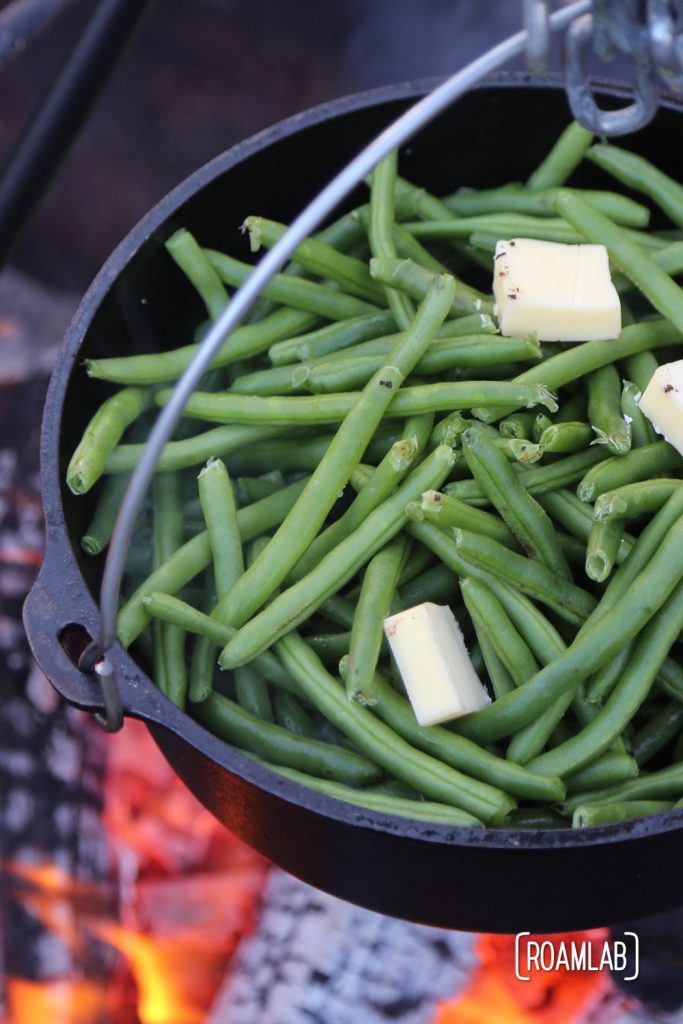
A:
78;641;123;733
565;12;658;135
647;0;683;91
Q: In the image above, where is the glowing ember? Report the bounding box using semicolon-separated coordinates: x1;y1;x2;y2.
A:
435;931;617;1024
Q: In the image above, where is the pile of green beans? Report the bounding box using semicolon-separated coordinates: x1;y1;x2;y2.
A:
68;120;683;831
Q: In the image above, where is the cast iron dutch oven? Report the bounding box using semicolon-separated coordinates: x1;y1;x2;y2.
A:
23;72;683;933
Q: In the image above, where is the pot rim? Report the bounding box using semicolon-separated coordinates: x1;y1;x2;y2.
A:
38;70;683;852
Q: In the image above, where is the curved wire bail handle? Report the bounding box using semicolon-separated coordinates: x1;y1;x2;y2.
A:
565;11;658;135
79;642;123;733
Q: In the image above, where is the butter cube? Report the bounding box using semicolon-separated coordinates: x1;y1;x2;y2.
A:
639;360;683;455
383;602;490;726
493;238;621;342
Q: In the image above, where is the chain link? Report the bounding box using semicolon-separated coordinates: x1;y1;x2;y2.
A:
527;1;683;135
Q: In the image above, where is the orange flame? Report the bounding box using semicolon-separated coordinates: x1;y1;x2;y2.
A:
6;978;110;1024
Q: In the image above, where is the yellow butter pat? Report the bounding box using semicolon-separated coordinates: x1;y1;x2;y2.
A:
383;602;490;726
639;360;683;456
492;237;621;342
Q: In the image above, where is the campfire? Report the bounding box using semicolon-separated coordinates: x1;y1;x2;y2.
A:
1;711;646;1024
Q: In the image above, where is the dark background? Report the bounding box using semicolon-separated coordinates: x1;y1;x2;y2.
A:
0;0;530;294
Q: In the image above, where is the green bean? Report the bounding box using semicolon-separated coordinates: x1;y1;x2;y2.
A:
80;471;131;555
192;460;248;705
305;333;540;394
271;689;316;738
429;411;470;449
461;426;571;579
117;477;310;647
555;390;587;424
499;412;535;440
585;519;625;582
293;435;422;585
395;536;435;585
621;379;657;448
587;365;631;455
245;216;385;304
229;362;311;396
562;761;683;812
527;578;683;778
564;752;639;793
306;631;352;666
443;184;649;226
539;421;592;454
198;457;244;594
587;142;683;228
307;317;498;370
472;318;682;424
346;535;409;704
141;592;301;695
370;256;492;317
206;279;456;630
206;248;382;321
369;152;415;330
105;423;289;475
538;489;634;566
254;759;484;827
398;564;459;607
527;121;593;189
342;661;564;802
405;489;521;551
445;448;609;506
461;577;539;687
656;657;683;703
392;221;450;272
623;350;660;393
165;229;228;320
410;522;595;625
194;691;382;786
162;377;557;427
188;580;216;705
593;480;682;523
276;630;516;824
235;471;285;504
451;514;683;745
269;311;395;365
218;445;455;668
632;701;683;767
477;574;566;669
572;800;674;828
234;663;273;722
318;594;356;630
404;214;662;250
504;808;569;829
86;307;317;384
531;413;551;443
476;630;515;699
554;190;683;332
152;473;187;708
67;387;151;494
577;441;683;502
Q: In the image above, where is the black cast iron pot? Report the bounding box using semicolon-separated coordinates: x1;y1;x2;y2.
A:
23;72;683;934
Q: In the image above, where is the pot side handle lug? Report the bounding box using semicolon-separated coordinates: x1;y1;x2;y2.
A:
22;548;165;730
